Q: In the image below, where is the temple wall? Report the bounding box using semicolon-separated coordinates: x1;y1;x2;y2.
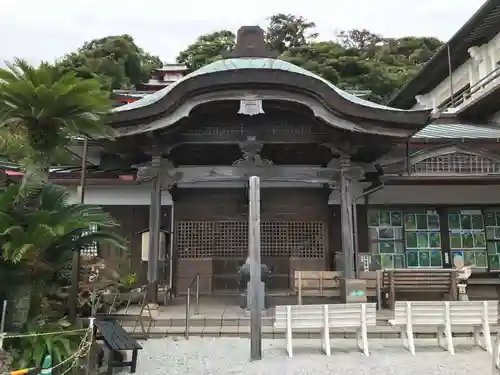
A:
174;188;330;294
96;205;172;287
73;184;500;294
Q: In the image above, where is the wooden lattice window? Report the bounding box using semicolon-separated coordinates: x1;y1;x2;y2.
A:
80;223;99;257
412;153;500;174
176;221;325;259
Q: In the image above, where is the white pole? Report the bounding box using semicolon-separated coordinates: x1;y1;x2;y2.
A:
0;300;6;349
86;317;95;375
248;176;262;360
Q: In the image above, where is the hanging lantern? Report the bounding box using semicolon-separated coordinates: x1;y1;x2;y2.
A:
238;95;264;116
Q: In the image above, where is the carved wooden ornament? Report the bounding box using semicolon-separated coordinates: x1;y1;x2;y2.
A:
238;95;264;116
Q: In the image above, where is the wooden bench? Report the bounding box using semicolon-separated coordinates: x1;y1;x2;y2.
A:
95;313;152;339
274;303;376;357
294;271;378;305
389;300;497;355
382;269;458;310
94;317;142;374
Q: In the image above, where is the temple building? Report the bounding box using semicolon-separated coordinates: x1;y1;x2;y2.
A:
58;26;433;296
111;64;189;106
11;0;499;299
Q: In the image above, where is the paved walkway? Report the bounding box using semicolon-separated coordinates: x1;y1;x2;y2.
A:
122;296;393;320
127;337;493;375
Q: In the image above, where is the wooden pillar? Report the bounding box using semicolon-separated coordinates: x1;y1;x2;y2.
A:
69;136;88;322
147;155;161;303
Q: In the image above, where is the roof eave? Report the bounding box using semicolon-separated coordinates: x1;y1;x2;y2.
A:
107;69;432;128
386;0;500;109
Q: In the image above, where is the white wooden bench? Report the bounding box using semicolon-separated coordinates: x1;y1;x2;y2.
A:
274;303;376;357
449;300;497;353
389;300;498;355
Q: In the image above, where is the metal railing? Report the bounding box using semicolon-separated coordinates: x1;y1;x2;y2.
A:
184;273;200;339
439;65;500;114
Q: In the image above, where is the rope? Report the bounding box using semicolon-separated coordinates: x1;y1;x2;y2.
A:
52;327;92;375
1;329;87;340
1;323;94;375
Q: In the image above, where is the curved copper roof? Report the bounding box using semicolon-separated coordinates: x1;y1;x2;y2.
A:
109;25;430;127
109;57;430;127
114;57;406;114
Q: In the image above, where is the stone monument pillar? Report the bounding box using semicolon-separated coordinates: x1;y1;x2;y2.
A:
339;156;368;303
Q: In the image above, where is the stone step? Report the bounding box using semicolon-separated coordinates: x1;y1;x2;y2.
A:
125;324;500;339
122;315;391;328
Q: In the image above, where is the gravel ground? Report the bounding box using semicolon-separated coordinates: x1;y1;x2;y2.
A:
129;337;493;375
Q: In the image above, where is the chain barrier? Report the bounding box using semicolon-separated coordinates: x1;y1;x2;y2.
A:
0;319;94;375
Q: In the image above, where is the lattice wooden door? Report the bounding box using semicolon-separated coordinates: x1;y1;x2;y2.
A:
176;221;325;290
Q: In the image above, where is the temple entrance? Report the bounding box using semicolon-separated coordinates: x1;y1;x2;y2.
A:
175;219;327;292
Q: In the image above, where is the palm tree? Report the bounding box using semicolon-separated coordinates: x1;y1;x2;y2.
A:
0;58;115;187
0;182;127;328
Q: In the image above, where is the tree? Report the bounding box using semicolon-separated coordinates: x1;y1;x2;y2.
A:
266;14;318;54
175;16;443;103
0;181;126;333
177;30;236;71
0;59;115;186
280;36;443;103
58;35;163;90
336;29;383;50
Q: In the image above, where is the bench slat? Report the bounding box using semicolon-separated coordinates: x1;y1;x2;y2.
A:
392;301;499;326
95;319;142;351
275;303;377;329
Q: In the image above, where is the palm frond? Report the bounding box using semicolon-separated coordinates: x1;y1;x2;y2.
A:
0;59;114;181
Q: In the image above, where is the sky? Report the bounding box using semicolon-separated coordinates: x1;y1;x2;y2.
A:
0;0;488;66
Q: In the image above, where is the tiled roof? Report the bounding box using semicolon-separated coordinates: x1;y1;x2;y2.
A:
413;123;500;139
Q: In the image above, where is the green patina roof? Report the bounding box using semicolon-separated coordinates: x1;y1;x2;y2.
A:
113;58;408;113
413;123;500;139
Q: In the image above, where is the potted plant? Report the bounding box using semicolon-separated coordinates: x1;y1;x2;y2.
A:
118;273;137;293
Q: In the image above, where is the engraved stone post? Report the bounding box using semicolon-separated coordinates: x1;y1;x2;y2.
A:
339;156;367;302
248;176;262;360
340;156;355;279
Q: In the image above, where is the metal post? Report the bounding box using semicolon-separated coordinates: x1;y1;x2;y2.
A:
248;176;262;360
70;136;88;322
86;317;95;375
406;141;411;176
447;44;455;107
0;300;7;349
195;273;200;314
352;198;359;278
185;287;191;339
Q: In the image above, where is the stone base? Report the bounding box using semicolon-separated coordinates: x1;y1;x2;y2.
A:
458;284;469;301
239;293;270;310
239;281;269;310
340;278;367;303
